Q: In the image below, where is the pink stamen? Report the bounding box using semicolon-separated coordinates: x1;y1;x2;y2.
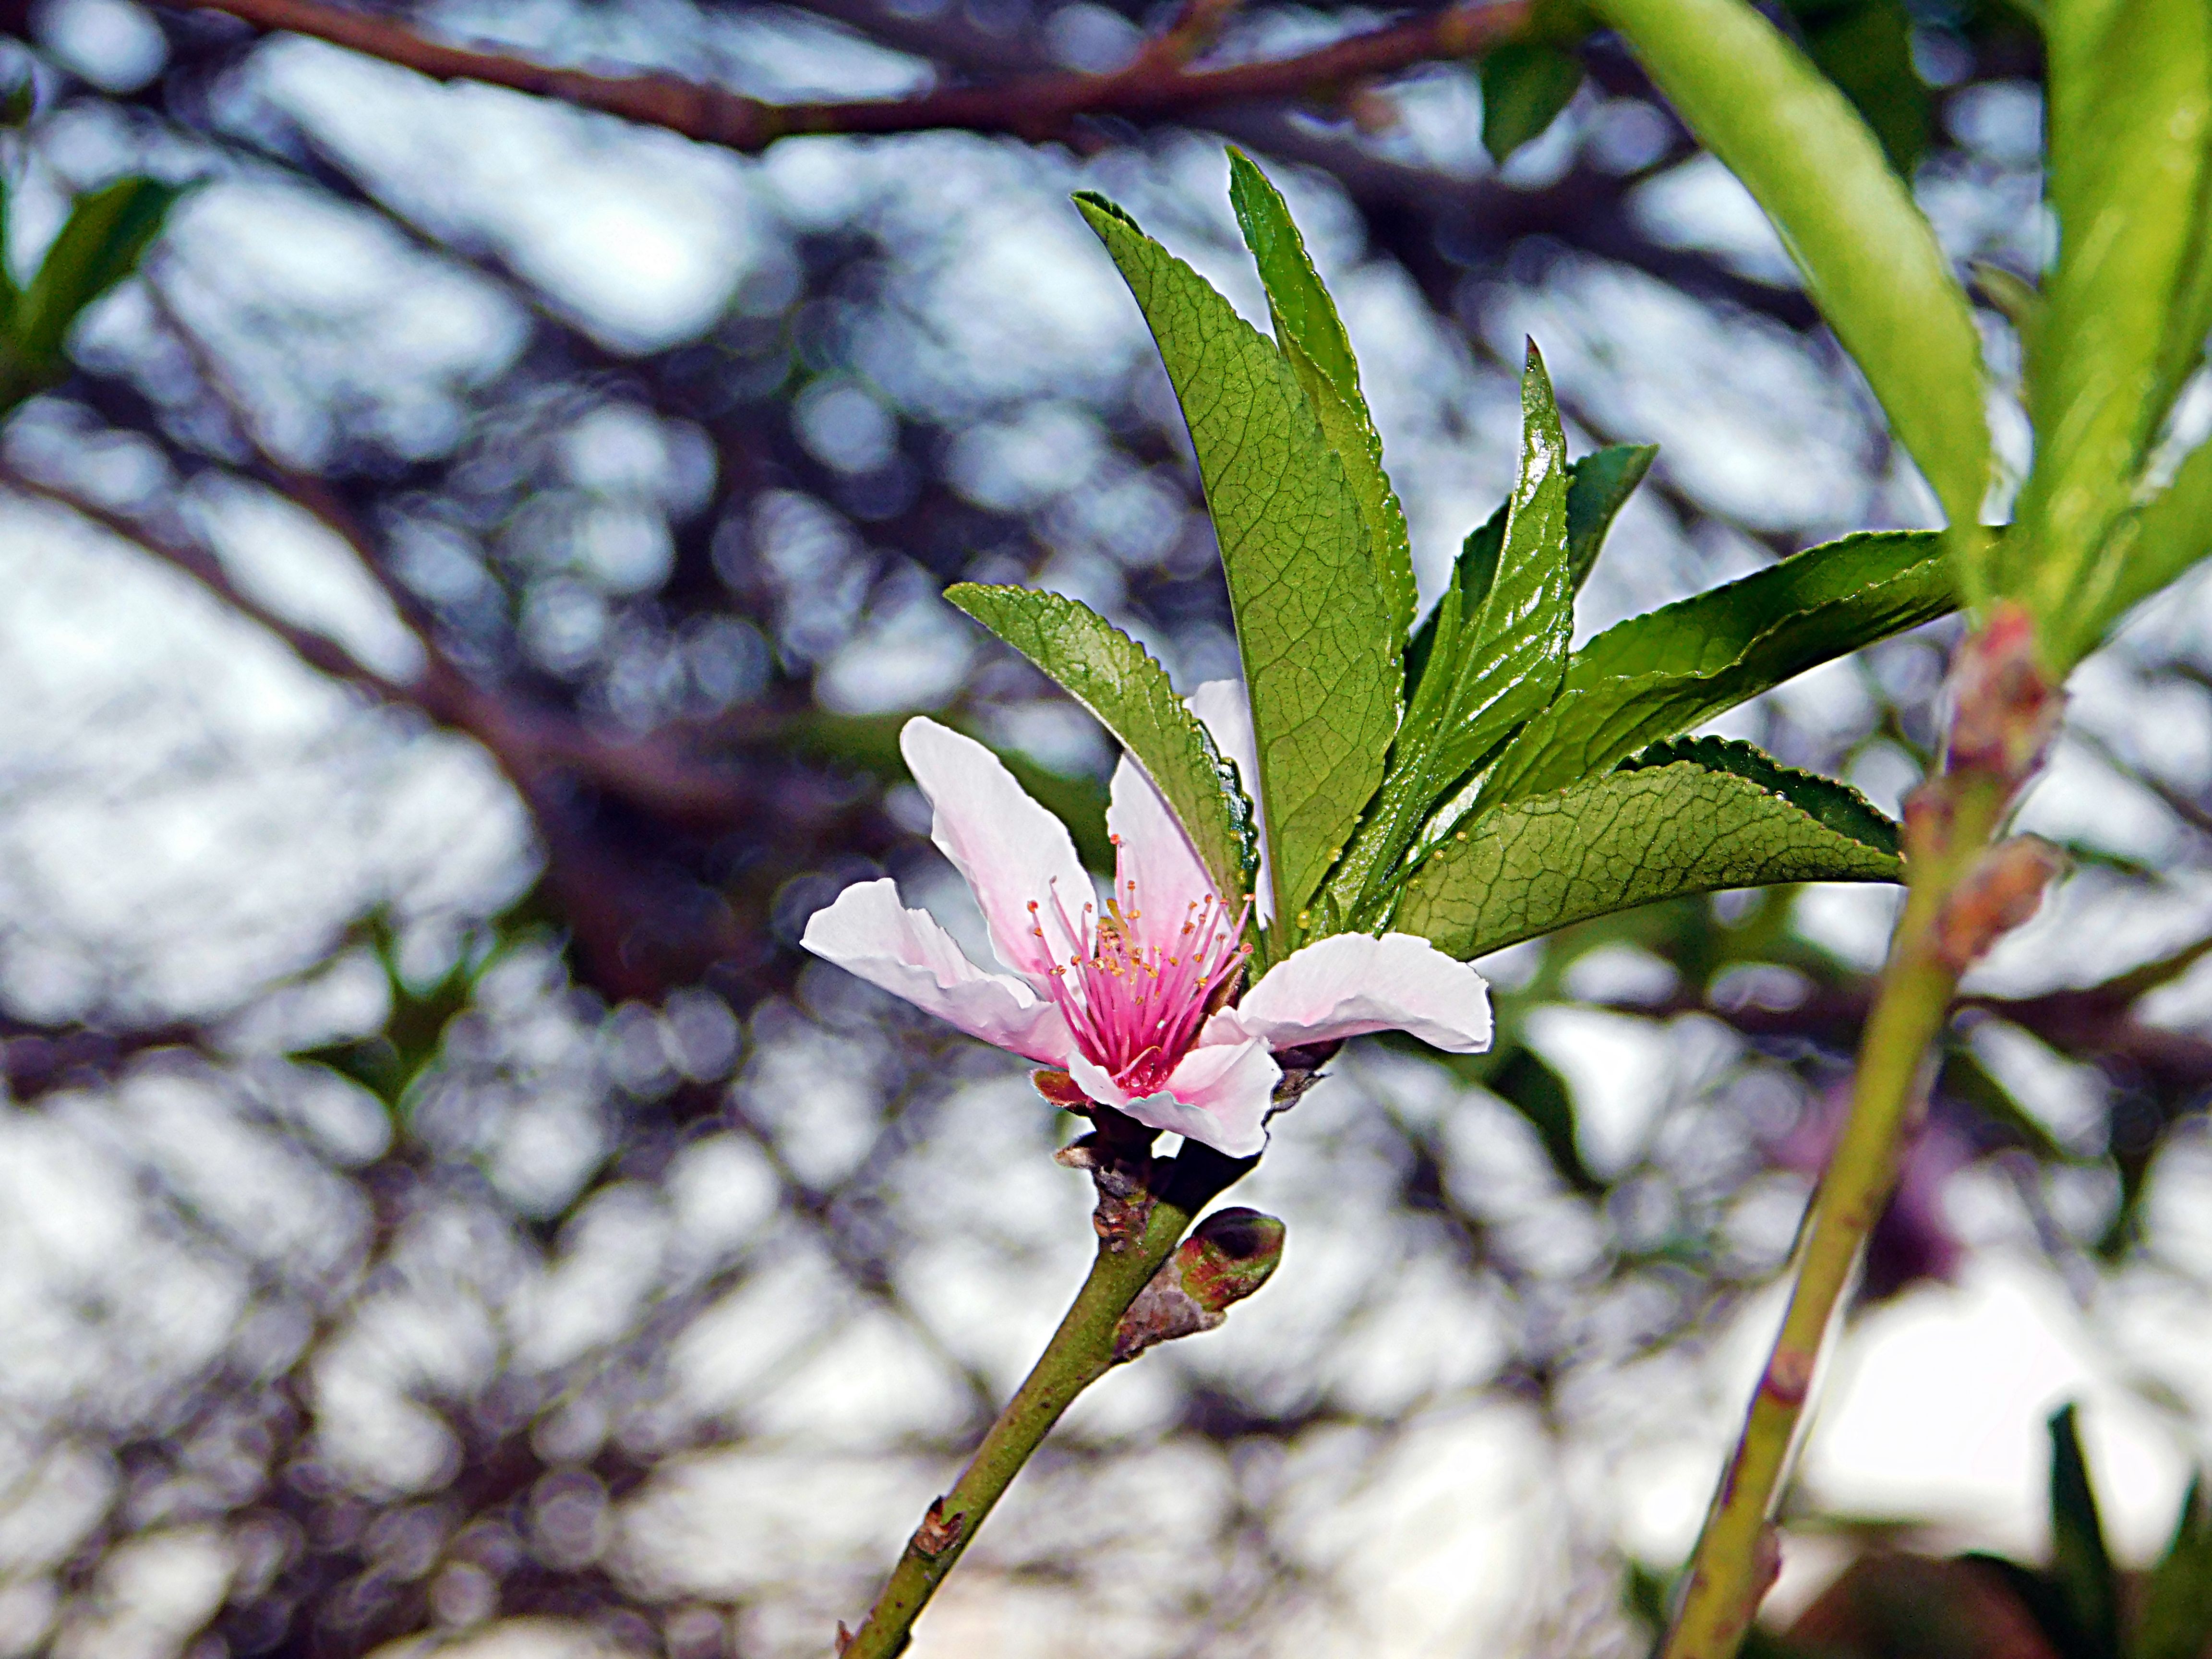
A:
1027;839;1252;1099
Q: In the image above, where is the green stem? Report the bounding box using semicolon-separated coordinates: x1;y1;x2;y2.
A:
840;1146;1251;1659
1660;775;2007;1659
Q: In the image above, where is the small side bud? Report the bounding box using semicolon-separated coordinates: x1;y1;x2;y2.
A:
1933;836;2065;971
908;1496;964;1559
1945;603;2063;787
1111;1207;1286;1363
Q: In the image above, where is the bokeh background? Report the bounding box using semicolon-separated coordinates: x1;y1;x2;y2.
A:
4;0;2211;1654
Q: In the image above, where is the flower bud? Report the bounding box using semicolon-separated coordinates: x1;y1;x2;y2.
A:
1945;603;2063;788
1111;1207;1286;1363
1933;836;2065;972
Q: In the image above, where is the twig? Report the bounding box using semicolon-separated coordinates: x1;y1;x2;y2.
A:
1662;609;2065;1658
839;1139;1257;1659
161;0;1527;150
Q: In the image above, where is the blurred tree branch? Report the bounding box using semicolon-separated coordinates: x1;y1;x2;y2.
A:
0;460;782;995
162;0;1528;148
1627;948;2212;1100
0;1012;208;1097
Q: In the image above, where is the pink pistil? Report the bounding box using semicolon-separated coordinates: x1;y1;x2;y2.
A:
1026;834;1252;1099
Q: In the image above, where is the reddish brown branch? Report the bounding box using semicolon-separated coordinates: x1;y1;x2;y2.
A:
165;0;1527;148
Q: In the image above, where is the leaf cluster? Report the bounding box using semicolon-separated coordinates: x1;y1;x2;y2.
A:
1582;0;2212;671
951;154;1960;965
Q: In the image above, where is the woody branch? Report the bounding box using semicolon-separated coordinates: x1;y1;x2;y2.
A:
159;0;1529;150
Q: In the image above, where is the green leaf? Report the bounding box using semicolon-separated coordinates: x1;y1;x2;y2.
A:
1587;0;1990;584
944;582;1259;905
10;176;181;376
1431;341;1575;781
2101;433;2212;626
2153;154;2212;441
1404;444;1653;693
1788;0;1931;178
2046;1404;2122;1659
1227;148;1417;655
1629;735;1899;854
1565;442;1658;595
1395;737;1901;959
1324;344;1574;926
2017;0;2212;660
1478;528;1955;810
1487;1042;1602;1194
2139;1478;2212;1659
1480;44;1587;166
1077;192;1398;934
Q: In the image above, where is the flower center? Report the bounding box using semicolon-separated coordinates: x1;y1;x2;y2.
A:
1025;834;1252;1098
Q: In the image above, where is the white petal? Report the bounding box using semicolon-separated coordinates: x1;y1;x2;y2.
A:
1064;1051;1132;1110
1105;755;1219;951
900;716;1090;984
1186;679;1274;925
1069;1040;1277;1157
1214;931;1492;1053
1142;1041;1280;1156
802;878;1075;1065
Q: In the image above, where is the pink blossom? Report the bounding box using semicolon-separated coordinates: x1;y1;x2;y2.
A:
801;693;1491;1156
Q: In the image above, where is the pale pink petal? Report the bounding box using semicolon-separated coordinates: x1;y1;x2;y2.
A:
900;717;1090;984
1211;931;1492;1053
802;878;1075;1065
1063;1051;1130;1110
1105;755;1219;954
1186;678;1274;926
1068;1039;1277;1157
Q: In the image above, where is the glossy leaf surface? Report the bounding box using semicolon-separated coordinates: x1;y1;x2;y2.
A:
1227;149;1418;654
1325;346;1574;926
946;583;1259;903
1479;528;1954;809
1396;737;1901;960
1078;192;1398;931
